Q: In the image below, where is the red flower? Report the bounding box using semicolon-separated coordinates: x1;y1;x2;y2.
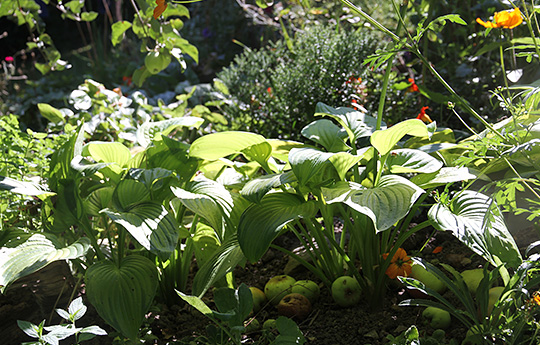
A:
5;56;14;63
153;0;167;19
407;78;419;92
432;246;443;254
416;106;432;123
122;75;132;86
382;248;412;279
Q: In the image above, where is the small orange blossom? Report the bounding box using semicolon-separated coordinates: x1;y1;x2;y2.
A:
416;106;433;123
476;8;523;29
382;248;412;279
153;0;167;19
407;78;419;92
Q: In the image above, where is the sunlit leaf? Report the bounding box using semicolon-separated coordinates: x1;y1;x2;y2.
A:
371;119;429;155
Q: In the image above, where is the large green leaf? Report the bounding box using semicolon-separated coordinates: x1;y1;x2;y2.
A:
37;103;64;124
111;21;132;46
101;202;182;261
238;193;317;262
85;256;158;339
240;171;297;203
0;234;90;293
191;235;246;297
410;167;477;189
322;175;424;232
113;179;150;211
136;117;204;148
301;119;350;152
241;141;274;172
267;139;308;163
428;190;522;268
371;119;429;156
84;142;131;166
314;102;383;142
189;131;267;161
171;178;234;237
0;175;53;196
385;149;443;174
328;152;362;181
289;148;333;186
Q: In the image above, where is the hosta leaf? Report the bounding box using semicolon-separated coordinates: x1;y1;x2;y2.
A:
241;141;273;171
85;256;158;339
192;235;246;297
429;190;522;267
136;117;204;148
84;141;131;168
0;175;53;196
113;179;150;211
328;152;362;181
315;102;383;142
189;131;267;161
411;167;477;189
289;148;333;186
101;202;182;261
371;119;429;156
267;139;308;163
238;193;317;262
301;119;350;152
171;178;234;237
240;171;297;203
322;175;424;232
385;149;443;174
0;234;90;293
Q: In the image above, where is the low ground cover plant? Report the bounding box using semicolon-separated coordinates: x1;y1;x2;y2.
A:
1;0;540;344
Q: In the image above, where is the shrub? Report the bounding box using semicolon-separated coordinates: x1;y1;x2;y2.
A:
214;24;383;139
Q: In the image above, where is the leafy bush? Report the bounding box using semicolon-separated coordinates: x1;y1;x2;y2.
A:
214;24;383;139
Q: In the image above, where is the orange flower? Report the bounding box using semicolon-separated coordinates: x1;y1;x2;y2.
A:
416;106;432;123
407;78;419;92
382;248;412;279
432;246;443;254
153;0;167;19
476;8;523;29
532;292;540;306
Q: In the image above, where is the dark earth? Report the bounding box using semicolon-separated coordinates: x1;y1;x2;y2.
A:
2;225;500;345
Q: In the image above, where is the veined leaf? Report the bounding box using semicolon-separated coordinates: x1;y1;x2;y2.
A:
301;119;350;152
189;131;267;161
429;190;522;268
191;235;246;297
136;117;204;148
101;202;182;261
322;175;424;232
85;256;158;339
289;148;333;186
386;149;443;174
371;119;429;156
0;234;90;293
411;167;477;189
240;171;297;203
314;102;383;142
267;139;308;163
328;152;362;181
238;193;317;262
37;103;64;124
83;141;131;168
0;175;53;197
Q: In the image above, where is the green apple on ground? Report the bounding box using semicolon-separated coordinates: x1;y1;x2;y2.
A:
410;263;447;294
262;319;277;330
331;276;362;307
460;269;485;294
291;280;320;303
249;287;267;313
276;293;312;319
422;307;451;329
264;275;296;305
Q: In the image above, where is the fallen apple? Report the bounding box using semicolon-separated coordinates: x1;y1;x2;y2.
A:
291;280;320;303
422;306;451;330
249;287;267;313
331;276;362;307
262;318;277;330
410;263;446;294
276;293;312;319
264;275;296;305
461;269;485;294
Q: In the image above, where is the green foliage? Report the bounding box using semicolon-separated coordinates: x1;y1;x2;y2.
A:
17;297;107;345
214;24;383;139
